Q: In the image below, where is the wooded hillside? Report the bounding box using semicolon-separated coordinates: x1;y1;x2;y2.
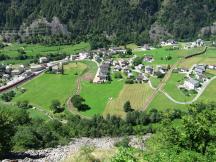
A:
0;0;216;44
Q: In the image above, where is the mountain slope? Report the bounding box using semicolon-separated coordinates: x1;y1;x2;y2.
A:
0;0;216;44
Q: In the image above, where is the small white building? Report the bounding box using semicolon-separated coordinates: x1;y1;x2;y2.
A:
79;52;89;60
39;57;48;64
183;78;200;90
11;65;25;76
30;64;45;72
145;66;154;74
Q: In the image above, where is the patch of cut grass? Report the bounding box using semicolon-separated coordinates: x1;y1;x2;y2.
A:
104;83;154;117
150;77;162;88
79;79;124;117
147;92;189;112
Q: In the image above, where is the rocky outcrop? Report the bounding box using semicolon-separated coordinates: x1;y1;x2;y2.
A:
199;22;216;37
20;17;70;37
2;134;151;162
149;22;173;42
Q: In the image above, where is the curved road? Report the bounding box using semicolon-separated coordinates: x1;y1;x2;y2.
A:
150;76;216;105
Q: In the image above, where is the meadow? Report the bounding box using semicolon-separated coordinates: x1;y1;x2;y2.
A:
163;73;196;102
178;47;216;68
133;46;205;66
147;92;189;112
13;62;87;110
198;79;216;102
0;42;90;64
104;83;154;117
79;79;124;117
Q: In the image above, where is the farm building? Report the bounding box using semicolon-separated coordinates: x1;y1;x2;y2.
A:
183;78;200;90
39;57;49;64
30;64;45;72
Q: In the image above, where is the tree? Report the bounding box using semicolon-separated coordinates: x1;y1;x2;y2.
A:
114;72;122;79
123;101;134;112
1;91;16;102
0;110;15;156
133;57;143;66
12;126;41;151
126;48;133;55
17;100;30;109
50;100;64;113
71;95;90;111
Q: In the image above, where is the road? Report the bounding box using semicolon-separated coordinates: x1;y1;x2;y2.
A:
142;59;182;110
160;76;216;104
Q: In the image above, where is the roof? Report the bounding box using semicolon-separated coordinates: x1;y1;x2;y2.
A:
187;78;199;85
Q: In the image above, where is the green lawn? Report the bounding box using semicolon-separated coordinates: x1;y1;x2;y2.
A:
134;46;205;66
198;79;216;102
150;77;162;88
163;73;196;102
13;62;87;110
178;47;216;68
147;92;189;112
79;79;124;117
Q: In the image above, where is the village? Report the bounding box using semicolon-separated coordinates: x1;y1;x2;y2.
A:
0;38;215;99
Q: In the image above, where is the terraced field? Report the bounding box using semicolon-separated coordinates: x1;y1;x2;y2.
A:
104;83;154;117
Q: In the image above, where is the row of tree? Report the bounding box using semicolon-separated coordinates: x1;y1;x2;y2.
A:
0;101;185;157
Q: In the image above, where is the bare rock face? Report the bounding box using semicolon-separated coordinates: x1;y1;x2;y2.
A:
2;134;152;162
20;17;70;37
149;22;173;42
199;22;216;37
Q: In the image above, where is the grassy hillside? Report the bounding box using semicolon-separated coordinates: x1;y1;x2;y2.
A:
14;62;87;110
0;42;90;64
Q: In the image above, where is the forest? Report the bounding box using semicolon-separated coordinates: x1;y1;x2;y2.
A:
0;0;216;45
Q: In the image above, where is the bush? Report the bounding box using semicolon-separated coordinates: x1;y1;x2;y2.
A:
114;72;123;79
1;91;16;102
125;79;134;84
115;137;130;147
50;100;64;113
17;100;31;109
123;101;134;112
71;95;91;111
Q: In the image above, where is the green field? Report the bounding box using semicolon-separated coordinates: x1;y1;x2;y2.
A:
0;42;90;64
79;79;124;117
147;92;189;112
134;47;205;66
104;83;154;117
150;77;162;88
163;73;196;102
14;62;87;110
179;47;216;68
198;79;216;102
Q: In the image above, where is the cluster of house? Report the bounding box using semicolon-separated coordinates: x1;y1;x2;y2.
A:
160;39;177;46
70;47;127;62
0;56;69;91
143;55;154;63
184;39;205;49
97;61;111;83
110;57;169;83
181;64;216;91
